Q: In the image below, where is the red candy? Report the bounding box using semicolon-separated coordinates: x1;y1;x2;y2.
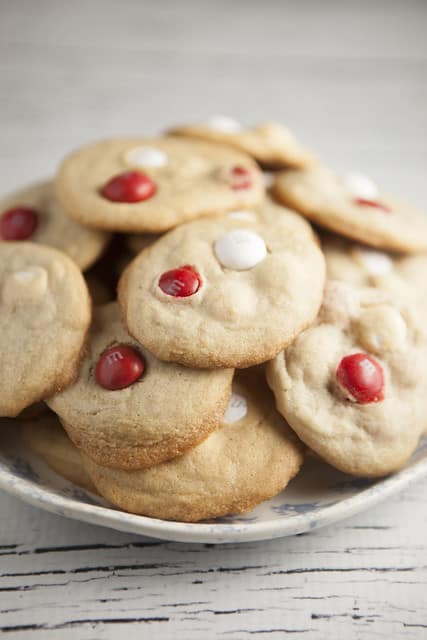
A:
336;353;384;404
100;171;156;203
230;165;252;190
158;265;202;297
0;206;39;240
95;345;145;390
354;198;391;213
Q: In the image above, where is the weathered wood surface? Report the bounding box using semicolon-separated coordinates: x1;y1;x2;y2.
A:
0;1;426;637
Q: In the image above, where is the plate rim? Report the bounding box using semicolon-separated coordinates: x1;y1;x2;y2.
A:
0;450;426;543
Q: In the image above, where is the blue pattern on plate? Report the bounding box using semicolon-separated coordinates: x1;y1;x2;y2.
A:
0;427;426;543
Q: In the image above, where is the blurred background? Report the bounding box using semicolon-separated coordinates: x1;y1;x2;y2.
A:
1;0;426;205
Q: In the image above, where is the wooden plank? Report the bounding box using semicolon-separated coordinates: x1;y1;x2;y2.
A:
0;483;426;639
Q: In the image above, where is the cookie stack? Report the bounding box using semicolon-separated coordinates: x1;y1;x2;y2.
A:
2;116;427;522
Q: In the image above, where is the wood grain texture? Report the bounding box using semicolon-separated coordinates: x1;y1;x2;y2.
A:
0;1;426;637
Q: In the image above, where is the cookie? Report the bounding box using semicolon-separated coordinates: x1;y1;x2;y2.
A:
322;233;427;296
47;303;233;470
55;137;264;233
0;243;91;417
22;414;96;493
0;180;110;270
169;118;316;169
267;281;427;476
81;371;305;522
273;166;427;252
118;198;326;369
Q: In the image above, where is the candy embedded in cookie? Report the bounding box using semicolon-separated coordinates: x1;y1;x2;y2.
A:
55;137;264;233
0;180;110;270
81;371;305;522
118;198;326;369
168;118;317;169
335;353;384;404
273;166;427;252
95;345;145;390
266;281;427;477
214;229;267;270
158;265;202;297
0;242;91;417
47;303;234;470
0;206;39;240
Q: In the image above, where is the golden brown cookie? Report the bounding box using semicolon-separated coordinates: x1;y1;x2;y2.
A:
169;118;316;168
322;233;427;303
0;180;110;270
55;137;264;233
82;371;305;522
267;281;427;477
47;303;233;470
118;198;325;369
22;413;96;492
0;243;91;417
273;166;427;252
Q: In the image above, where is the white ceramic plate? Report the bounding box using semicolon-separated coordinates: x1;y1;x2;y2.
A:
1;421;426;544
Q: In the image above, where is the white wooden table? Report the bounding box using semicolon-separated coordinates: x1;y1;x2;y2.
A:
0;1;426;637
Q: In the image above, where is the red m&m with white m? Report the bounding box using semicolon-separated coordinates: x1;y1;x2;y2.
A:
229;166;252;190
95;345;145;390
100;171;156;203
336;353;384;404
0;206;38;240
158;265;202;297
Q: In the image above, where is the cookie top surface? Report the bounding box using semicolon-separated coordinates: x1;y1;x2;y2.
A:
169;118;316;169
0;180;110;270
0;242;91;417
22;414;96;493
267;281;427;476
273;166;427;252
118;198;326;368
47;303;233;470
55;137;264;233
82;371;305;522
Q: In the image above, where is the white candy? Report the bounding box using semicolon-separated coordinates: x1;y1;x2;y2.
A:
214;229;267;271
206;115;242;133
223;392;248;423
14;269;40;283
124;146;168;168
263;172;275;188
358;249;393;276
227;210;256;222
343;172;379;199
3;267;48;304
